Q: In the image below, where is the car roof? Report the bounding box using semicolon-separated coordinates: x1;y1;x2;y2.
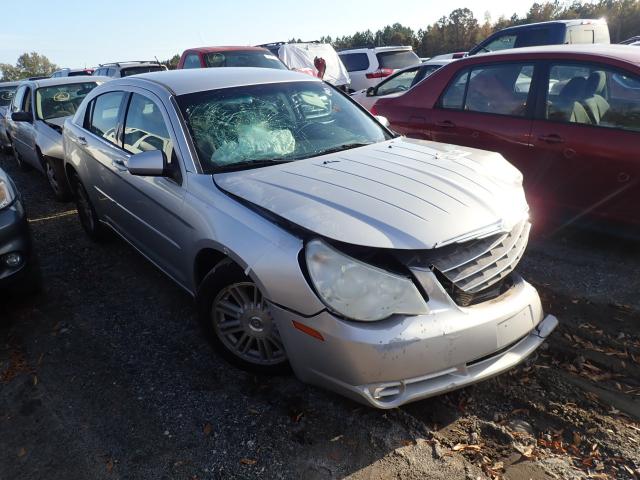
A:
184;46;271;54
464;44;640;65
0;80;22;87
18;76;112;88
339;46;414;54
111;67;318;96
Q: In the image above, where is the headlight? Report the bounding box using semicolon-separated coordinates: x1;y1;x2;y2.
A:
0;174;16;210
305;239;428;321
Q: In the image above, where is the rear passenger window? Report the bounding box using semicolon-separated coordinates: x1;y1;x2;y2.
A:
440;70;469;109
339;53;369;72
123;93;180;182
440;64;533;117
545;63;640;132
89;91;125;145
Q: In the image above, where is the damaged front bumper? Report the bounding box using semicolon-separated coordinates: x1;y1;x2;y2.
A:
272;273;557;409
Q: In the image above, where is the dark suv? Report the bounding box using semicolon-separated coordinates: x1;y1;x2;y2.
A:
468;19;610;56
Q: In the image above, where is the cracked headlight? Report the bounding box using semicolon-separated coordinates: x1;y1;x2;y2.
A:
305;239;428;321
0;172;15;210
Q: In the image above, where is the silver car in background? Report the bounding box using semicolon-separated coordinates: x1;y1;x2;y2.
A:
7;76;110;200
0;81;20;151
63;68;557;408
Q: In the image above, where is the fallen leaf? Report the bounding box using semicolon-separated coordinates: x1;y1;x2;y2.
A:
203;423;212;436
452;443;482;452
106;458;114;473
240;458;257;465
572;432;582;447
17;447;26;458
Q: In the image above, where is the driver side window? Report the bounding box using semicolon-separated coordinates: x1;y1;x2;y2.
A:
89;91;125;145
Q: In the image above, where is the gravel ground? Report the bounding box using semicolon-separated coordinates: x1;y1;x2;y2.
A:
1;151;639;480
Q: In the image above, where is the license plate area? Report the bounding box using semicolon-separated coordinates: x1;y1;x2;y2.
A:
497;306;534;348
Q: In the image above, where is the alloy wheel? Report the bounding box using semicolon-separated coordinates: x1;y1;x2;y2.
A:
211;282;286;366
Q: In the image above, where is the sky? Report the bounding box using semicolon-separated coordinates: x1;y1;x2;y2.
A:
0;0;534;68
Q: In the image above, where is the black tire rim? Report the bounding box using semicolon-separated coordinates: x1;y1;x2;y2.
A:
75;182;95;232
46;160;60;195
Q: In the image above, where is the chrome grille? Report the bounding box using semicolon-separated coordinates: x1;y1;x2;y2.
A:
432;220;531;294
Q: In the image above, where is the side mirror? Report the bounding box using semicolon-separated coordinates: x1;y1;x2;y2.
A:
366;86;376;97
128;150;166;176
11;111;32;122
374;115;390;128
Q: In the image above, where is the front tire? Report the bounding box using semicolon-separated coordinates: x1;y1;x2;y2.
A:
70;173;109;241
11;143;29;171
197;261;289;374
44;156;72;201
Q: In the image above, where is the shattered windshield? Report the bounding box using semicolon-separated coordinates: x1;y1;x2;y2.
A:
36;82;99;121
177;81;390;172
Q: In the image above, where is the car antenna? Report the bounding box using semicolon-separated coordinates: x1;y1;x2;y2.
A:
154;56;161;66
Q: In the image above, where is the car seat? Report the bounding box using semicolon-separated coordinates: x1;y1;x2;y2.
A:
548;77;591;124
583;71;610;124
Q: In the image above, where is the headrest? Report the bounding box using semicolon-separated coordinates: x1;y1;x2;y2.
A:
559;77;587;101
586;71;606;95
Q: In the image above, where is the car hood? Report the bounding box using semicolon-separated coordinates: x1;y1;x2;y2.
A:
214;138;529;250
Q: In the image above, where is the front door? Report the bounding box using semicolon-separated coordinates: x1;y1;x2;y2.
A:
107;90;188;285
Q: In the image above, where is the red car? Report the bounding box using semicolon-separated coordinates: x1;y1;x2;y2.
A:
374;45;640;232
177;46;287;70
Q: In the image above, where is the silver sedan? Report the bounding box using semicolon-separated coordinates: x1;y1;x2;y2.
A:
63;67;557;408
6;76;110;200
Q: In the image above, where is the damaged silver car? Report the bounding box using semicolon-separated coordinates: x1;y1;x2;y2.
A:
62;67;557;408
7;76;110;200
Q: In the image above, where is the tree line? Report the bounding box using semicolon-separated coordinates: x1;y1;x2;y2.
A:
320;0;640;57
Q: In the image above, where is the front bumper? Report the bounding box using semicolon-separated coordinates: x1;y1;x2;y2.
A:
272;272;557;408
0;198;33;288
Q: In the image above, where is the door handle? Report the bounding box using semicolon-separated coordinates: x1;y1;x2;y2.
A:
112;158;126;169
436;120;455;128
77;136;87;146
538;134;564;144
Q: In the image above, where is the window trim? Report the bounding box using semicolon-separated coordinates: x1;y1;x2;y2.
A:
85;90;129;148
120;90;185;185
435;61;540;120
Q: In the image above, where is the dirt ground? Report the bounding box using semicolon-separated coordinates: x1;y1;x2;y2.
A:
1;151;639;480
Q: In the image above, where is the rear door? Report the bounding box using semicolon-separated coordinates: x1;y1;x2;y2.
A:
429;61;537;177
77;90;129;223
529;61;640;228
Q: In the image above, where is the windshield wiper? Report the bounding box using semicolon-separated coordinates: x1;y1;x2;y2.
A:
212;158;292;173
310;142;374;158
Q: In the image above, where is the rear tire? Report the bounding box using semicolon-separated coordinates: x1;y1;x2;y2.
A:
197;261;290;375
70;173;109;241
